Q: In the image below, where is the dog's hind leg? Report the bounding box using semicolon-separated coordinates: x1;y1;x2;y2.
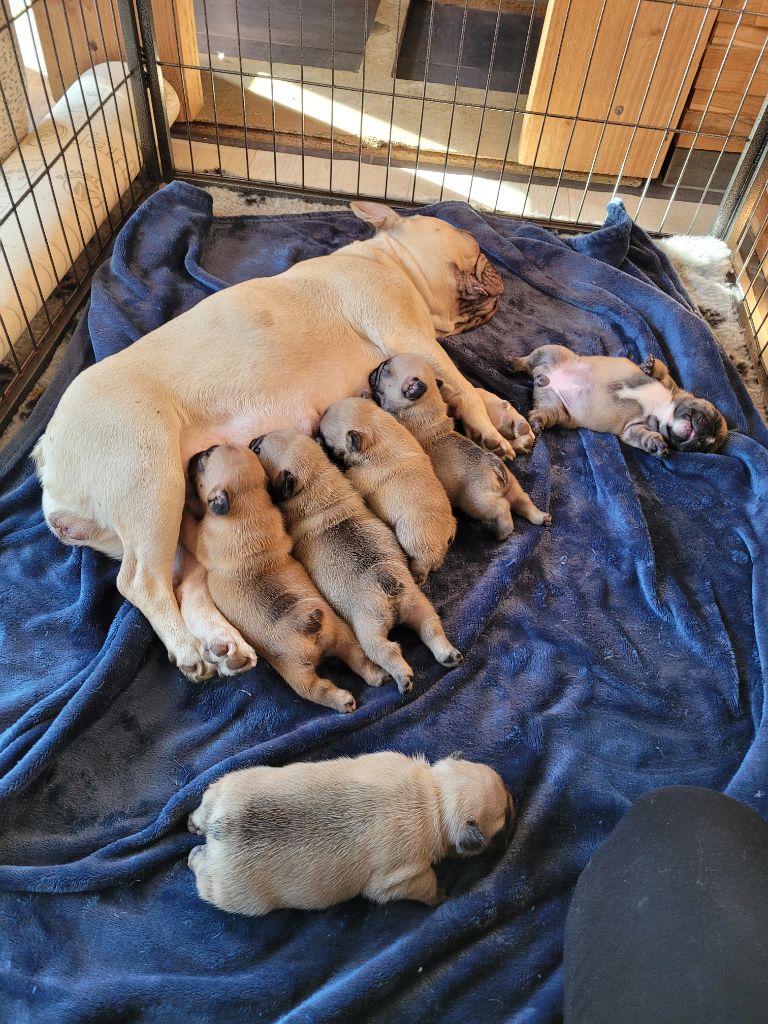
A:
508;344;574;375
114;450;211;681
328;620;388;687
371;867;444;907
352;614;414;694
274;658;357;713
175;543;258;677
399;587;462;668
507;482;552;527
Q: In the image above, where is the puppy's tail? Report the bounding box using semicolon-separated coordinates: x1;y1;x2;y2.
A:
299;606;324;637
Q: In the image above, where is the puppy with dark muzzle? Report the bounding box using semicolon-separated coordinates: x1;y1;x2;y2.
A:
318;397;456;584
188;751;515;915
182;444;386;713
370;354;551;541
251;430;462;693
508;344;728;457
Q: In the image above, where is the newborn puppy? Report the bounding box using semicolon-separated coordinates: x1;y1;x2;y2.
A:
188;751;515;915
183;444;386;713
508;345;728;456
369;354;551;541
251;430;462;693
318;397;456;583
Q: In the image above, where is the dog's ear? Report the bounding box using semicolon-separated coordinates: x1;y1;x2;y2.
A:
350;201;400;231
207;489;230;516
455;819;486;856
402;376;427;402
346;429;365;453
273;469;296;501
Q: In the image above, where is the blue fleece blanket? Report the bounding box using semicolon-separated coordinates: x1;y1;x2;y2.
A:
1;182;767;1024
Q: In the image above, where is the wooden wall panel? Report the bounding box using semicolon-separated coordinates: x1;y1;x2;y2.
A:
519;0;720;178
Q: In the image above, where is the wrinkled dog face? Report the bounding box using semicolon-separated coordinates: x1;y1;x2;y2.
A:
188;444;267;518
369;353;438;415
350;201;503;336
250;429;322;502
666;396;728;453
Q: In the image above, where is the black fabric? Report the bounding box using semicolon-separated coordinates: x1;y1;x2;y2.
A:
564;785;768;1024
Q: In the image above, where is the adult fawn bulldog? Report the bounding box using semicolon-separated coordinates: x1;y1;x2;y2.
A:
33;201;516;680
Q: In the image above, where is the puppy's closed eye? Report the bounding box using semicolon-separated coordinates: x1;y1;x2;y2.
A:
269;469;297;501
346;430;364;453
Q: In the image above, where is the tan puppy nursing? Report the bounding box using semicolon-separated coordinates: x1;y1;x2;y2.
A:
509;344;728;456
318;398;456;583
34;201;521;681
251;430;462;693
370;355;551;541
188;751;514;914
180;444;385;712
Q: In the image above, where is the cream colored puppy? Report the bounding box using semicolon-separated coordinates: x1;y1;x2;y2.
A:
370;355;551;541
318;397;456;583
251;430;462;693
34;201;518;682
187;751;515;915
181;444;385;712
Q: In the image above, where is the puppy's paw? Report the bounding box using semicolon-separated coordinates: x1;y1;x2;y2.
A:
395;672;414;694
440;648;463;669
188;812;205;836
506;356;527;373
169;645;217;684
464;415;516;461
333;690;357;714
540;512;553;527
528;414;546;436
640;356;656;377
205;637;258;676
512;427;536;456
646;433;669;458
188;844;205;871
425;887;447;907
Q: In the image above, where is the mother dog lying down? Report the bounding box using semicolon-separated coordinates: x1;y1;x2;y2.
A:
33;201;514;680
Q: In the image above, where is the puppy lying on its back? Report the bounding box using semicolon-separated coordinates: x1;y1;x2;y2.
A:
508;344;728;456
370;354;551;541
181;444;385;713
188;751;514;915
251;430;461;694
319;397;456;583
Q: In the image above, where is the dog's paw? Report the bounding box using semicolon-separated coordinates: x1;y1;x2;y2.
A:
395;672;414;694
188;812;205;836
640;356;656;377
464;414;516;461
188;844;205;871
512;427;536;455
646;434;669;458
204;637;258;676
441;648;463;669
169;644;217;684
425;887;447;907
528;414;546;436
540;512;553;527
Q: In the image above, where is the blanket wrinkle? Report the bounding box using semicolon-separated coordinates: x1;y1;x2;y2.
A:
0;182;767;1023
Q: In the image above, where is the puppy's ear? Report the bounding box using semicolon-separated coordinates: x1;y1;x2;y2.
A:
455;819;486;856
272;469;297;501
346;429;365;453
207;489;230;516
448;750;464;761
350;201;400;231
402;376;427;402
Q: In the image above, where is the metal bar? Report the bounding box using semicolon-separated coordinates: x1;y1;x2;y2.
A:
656;0;749;233
356;0;369;198
233;0;251;181
167;0;196;175
265;0;278;184
117;0;163;181
198;0;223;178
383;0;405;200
714;101;768;242
411;0;440;203
467;0;504;210
438;0;472;202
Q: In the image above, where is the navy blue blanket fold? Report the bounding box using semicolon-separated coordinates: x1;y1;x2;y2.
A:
1;182;766;1024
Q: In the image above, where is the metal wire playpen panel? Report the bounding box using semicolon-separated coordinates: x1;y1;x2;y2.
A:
0;0;767;429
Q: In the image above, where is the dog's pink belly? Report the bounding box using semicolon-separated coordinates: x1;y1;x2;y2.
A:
179;372;373;467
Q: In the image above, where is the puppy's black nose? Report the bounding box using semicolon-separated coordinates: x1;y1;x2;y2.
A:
249;435;265;454
403;376;427;401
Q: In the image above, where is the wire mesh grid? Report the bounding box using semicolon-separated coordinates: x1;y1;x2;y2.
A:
144;0;768;237
0;0;157;431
